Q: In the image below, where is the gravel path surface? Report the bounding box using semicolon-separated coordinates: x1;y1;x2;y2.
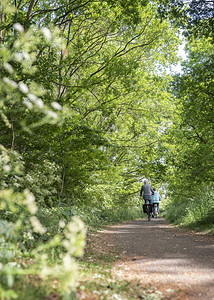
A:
101;217;214;299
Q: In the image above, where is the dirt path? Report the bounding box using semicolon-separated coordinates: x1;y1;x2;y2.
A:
97;217;214;299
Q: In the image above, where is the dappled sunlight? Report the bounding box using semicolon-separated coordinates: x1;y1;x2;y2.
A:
103;219;181;235
104;217;214;294
196;244;214;250
115;256;214;289
111;219;214;300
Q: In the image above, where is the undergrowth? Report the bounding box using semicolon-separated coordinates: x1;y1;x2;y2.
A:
163;184;214;234
1;203;143;299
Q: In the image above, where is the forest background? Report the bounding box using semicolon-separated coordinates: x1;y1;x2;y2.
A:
0;0;213;298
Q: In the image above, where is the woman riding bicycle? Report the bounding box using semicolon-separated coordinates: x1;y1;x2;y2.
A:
151;188;161;215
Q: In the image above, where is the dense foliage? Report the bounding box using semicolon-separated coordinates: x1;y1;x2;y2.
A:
0;0;179;298
159;1;214;228
0;0;213;298
1;0;178;208
157;0;214;42
163;35;214;228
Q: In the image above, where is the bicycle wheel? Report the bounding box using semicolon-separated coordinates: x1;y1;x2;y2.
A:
154;203;158;218
147;205;150;221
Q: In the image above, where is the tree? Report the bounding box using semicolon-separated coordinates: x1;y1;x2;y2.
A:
1;0;180;206
162;35;214;227
0;17;87;297
157;0;214;42
173;37;214;185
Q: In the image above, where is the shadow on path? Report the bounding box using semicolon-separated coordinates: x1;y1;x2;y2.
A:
104;218;214;299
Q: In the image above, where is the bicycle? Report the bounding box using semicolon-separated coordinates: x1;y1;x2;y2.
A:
153;203;158;219
145;200;152;221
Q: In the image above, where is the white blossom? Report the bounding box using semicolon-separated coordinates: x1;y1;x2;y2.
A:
51;101;62;110
3;63;14;74
25;190;38;214
59;220;66;228
18;82;29;94
47;110;58;119
41;27;52;41
13;52;22;62
3;165;11;172
22;52;30;61
30;216;46;234
62;239;70;250
27;93;37;102
3;77;18;89
23;99;33;109
26;231;34;240
26;174;33;182
63;254;74;270
40;265;52;278
7;262;18;267
35;98;44;109
13;23;24;33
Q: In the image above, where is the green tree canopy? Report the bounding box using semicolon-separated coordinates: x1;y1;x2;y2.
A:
157;0;214;42
1;0;180;207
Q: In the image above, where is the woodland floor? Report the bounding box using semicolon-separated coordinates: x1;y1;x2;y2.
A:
81;217;214;300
